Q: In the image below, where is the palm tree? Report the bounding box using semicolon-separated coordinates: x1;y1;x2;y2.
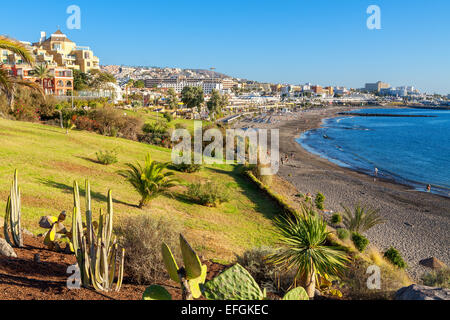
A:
341;204;385;233
118;154;179;208
32;64;50;87
267;211;349;298
0;36;41;110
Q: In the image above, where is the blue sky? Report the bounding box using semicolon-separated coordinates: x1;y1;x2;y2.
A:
1;0;449;94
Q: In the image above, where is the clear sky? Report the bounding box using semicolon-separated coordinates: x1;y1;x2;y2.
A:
1;0;449;94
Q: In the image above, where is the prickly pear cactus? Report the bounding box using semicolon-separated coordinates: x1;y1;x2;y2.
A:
189;264;207;299
282;287;309;300
180;234;202;280
162;243;180;282
203;264;264;300
143;285;172;300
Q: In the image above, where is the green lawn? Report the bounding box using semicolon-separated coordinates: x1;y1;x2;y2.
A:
0;118;279;262
123;109;213;133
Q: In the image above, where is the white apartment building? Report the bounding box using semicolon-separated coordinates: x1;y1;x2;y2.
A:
146;78;224;94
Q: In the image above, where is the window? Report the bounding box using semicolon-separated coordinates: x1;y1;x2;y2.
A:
57;80;64;87
66;81;72;87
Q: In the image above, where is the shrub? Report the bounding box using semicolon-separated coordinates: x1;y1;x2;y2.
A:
74;115;99;132
186;182;230;207
171;153;202;173
139;120;172;147
96;149;118;165
237;247;296;295
342;204;385;233
384;247;407;269
175;123;187;130
337;228;350;240
163;112;173;122
315;193;325;210
114;215;182;284
421;268;450;288
331;213;342;225
352;232;369;252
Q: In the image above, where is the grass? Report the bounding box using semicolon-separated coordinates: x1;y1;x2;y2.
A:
0;118;279;262
122;109;212;133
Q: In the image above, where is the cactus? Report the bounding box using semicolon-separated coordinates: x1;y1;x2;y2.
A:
4;170;23;248
282;287;309;300
202;264;265;300
71;180;125;292
143;285;172;300
153;234;207;300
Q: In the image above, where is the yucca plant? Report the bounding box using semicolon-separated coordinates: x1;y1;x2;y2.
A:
4;170;23;247
72;180;125;292
119;153;179;208
267;210;349;298
341;203;385;233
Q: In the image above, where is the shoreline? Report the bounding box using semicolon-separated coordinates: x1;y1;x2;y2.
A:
233;106;450;281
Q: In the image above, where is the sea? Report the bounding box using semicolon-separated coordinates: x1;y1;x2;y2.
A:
297;108;450;197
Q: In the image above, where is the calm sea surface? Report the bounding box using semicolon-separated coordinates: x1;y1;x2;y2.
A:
297;108;450;197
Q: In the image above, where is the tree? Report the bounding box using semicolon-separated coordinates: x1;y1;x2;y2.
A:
134;80;145;88
0;36;41;110
73;69;91;91
181;86;204;111
341;204;385;233
206;89;228;118
166;88;179;110
32;65;50;86
118;154;179;208
267;209;348;298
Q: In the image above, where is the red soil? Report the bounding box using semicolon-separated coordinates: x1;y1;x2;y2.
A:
0;232;226;300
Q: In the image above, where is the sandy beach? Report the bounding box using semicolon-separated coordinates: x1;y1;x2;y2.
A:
234;107;450;281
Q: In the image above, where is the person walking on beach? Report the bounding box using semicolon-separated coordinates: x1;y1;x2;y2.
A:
427;184;431;192
374;167;378;182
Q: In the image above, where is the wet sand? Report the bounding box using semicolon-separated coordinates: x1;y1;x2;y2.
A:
235;107;450;281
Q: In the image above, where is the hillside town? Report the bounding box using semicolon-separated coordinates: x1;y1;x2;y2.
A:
1;29;449;120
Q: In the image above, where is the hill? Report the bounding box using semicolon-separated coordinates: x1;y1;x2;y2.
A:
0;118;280;263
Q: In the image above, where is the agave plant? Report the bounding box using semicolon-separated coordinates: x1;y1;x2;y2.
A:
341;203;385;233
119;153;179;208
267;210;349;298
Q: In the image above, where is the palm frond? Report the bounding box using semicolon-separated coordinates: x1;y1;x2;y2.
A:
0;36;35;65
341;203;385;233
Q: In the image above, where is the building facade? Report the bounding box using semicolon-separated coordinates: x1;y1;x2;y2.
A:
1;30;101;96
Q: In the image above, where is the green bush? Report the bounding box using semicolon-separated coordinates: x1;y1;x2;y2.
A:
384;247;407;269
421;268;450;288
315;193;325;210
331;213;342;225
186;182;230;207
171;153;202;173
337;228;350;240
163;112;174;122
96;149;118;165
352;232;369;252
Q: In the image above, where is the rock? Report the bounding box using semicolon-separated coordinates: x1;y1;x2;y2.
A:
395;285;450;300
22;228;34;237
420;257;447;270
39;216;56;229
0;238;17;258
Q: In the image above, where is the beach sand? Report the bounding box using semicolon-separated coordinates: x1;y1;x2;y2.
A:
234;107;450;281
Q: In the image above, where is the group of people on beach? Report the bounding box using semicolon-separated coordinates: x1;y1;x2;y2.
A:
281;152;295;165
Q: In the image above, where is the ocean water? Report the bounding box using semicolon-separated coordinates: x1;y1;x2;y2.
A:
297;108;450;197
